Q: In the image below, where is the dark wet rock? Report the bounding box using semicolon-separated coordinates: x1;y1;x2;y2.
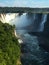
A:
38;36;49;52
44;14;49;33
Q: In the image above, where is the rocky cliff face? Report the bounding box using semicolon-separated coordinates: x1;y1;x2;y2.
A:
44;14;49;37
28;13;49;52
38;14;49;52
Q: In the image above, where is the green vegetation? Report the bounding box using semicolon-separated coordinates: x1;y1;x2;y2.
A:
0;21;21;65
0;7;49;13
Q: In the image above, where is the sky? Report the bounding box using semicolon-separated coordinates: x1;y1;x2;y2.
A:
0;0;49;8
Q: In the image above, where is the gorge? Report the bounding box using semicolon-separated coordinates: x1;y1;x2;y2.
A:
0;13;49;65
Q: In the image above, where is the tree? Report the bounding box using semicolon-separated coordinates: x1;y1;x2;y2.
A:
0;21;21;65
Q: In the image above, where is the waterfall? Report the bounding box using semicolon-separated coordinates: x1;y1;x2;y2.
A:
39;14;47;32
0;13;18;23
0;14;6;23
0;13;48;32
14;30;23;44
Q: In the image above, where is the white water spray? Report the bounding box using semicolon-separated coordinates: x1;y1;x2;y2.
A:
0;13;18;23
39;14;47;31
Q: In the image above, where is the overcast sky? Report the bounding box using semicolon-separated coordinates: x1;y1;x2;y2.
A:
0;0;49;8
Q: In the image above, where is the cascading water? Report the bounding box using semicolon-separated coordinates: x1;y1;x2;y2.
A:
0;13;49;65
0;13;18;23
0;13;47;32
39;14;47;32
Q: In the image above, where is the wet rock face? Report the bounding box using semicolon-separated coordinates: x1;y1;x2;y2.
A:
38;14;49;52
44;14;49;36
38;36;49;52
28;13;49;52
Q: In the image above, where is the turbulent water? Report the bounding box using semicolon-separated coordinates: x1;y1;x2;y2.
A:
0;13;49;65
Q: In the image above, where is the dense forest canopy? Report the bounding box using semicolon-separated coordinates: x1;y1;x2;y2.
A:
0;21;21;65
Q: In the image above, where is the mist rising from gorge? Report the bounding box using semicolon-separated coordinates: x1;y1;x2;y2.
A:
0;13;47;32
